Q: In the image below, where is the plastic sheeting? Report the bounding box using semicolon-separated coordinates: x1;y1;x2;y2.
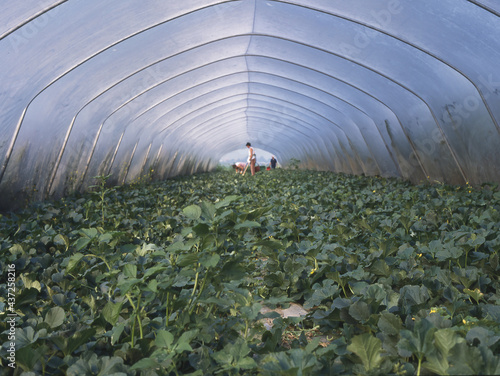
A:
1;0;500;209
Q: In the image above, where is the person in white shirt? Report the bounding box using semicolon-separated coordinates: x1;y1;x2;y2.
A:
246;142;256;176
232;162;246;174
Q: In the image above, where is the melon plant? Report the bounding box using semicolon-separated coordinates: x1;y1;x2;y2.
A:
1;169;500;375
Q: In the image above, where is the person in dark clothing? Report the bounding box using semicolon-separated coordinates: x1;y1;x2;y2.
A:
269;156;277;169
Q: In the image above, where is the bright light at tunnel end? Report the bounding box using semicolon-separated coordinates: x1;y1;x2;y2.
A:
219;148;275;166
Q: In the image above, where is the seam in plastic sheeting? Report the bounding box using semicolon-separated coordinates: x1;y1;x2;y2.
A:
0;107;26;183
46;114;77;197
467;0;500;16
0;0;68;40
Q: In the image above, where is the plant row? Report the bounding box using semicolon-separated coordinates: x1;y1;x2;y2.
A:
0;169;499;375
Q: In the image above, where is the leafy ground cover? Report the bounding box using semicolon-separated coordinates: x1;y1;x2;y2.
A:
1;168;500;375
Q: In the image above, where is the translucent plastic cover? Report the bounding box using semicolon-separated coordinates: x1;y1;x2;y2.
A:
1;0;499;209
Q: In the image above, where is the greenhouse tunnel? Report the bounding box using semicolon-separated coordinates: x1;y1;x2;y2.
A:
1;0;500;211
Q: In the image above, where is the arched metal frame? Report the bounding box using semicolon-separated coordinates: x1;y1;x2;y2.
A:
1;0;500;208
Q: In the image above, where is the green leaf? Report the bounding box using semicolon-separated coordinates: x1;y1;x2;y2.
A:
155;330;174;348
183;204;202;220
199;253;220;268
177;253;199;267
80;227;98;238
111;323;125;345
44;307;65;328
16;345;47;372
447;341;481;375
264;271;285;288
193;222;210;236
304;280;339;309
477;345;500;375
467;234;485;247
489;253;499;270
466;327;500;347
483;304;500;323
174;329;198;353
305;337;322;354
399;285;430;313
345;266;370;281
9;243;24;255
102;301;123;325
173;270;194;287
137;243;158;256
347;333;384;372
423;328;464;375
52;328;96;356
166;239;193;253
464;288;484;304
74;236;91;251
348;300;371;323
130;358;161;371
397;318;435;359
15;288;39;307
98;232;113;244
200;201;216;220
123;263;137;278
212;338;257;370
371;259;391;277
363;283;388;303
15;327;38;349
237;356;258;369
66;252;84;273
240;303;262;321
214;195;240;209
377;312;402;336
67;354;128;376
145;279;158;292
117;278;141;295
234;220;261;229
283;257;304;275
259;348;320;374
119;243;138;253
68;329;96;354
20;274;41;291
54;234;70;250
254;238;285;250
245;206;273;221
143;265;167;279
219;259;247;281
